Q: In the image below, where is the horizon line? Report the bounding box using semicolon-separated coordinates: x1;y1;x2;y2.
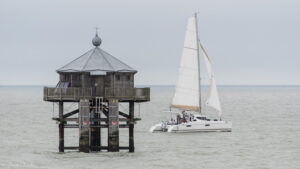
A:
1;84;300;87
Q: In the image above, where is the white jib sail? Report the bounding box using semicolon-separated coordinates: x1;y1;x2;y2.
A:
171;16;200;111
200;43;222;118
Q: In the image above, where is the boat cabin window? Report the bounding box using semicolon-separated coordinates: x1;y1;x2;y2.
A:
196;117;206;120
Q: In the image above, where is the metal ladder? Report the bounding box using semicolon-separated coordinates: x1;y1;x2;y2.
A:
95;97;103;114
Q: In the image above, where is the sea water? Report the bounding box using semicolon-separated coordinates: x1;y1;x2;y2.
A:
0;86;299;169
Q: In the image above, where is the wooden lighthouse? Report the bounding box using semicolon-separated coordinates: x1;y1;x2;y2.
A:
43;32;150;153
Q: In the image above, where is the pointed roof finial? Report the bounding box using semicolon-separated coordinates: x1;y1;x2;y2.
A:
92;26;102;47
95;25;99;35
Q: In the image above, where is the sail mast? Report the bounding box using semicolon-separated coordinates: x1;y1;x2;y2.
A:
195;13;202;114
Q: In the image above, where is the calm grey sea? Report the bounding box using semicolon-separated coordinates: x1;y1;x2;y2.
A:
0;86;299;169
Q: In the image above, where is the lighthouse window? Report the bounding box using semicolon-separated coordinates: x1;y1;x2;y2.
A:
116;75;120;81
58;82;69;88
73;74;80;80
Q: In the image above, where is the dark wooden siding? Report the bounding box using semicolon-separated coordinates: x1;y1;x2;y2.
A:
57;72;135;96
104;73;114;88
59;73;85;87
113;72;134;88
91;75;105;96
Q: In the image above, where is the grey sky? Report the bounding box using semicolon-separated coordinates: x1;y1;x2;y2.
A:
0;0;299;85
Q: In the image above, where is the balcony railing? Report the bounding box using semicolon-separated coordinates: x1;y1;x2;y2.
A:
44;87;150;102
104;87;150;100
44;87;92;101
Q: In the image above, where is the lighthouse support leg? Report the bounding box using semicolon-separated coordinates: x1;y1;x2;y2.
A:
129;101;134;152
90;107;100;151
58;101;64;152
108;99;119;152
79;99;90;153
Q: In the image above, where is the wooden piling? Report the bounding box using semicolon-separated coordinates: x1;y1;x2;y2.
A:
108;99;119;152
129;101;134;152
79;99;90;153
58;101;64;152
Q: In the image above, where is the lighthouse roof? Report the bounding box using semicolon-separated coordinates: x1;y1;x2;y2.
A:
57;33;136;75
57;47;137;74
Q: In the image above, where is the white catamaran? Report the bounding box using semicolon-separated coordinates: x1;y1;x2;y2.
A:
150;13;232;133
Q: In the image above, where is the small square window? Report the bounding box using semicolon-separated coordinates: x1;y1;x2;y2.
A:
116;75;120;81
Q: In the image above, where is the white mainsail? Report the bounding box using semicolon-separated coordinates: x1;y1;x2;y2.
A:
200;43;222;118
171;16;200;111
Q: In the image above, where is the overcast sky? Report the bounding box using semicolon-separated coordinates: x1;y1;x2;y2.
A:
0;0;299;85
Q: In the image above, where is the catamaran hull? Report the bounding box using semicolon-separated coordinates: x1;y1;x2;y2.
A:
150;121;232;133
149;123;168;133
167;121;232;133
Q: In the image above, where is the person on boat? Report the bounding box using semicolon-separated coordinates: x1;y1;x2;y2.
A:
161;121;165;129
179;113;184;124
176;114;180;124
180;118;184;124
170;117;175;125
182;111;187;123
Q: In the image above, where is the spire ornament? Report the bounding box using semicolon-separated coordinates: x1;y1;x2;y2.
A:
92;26;102;47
